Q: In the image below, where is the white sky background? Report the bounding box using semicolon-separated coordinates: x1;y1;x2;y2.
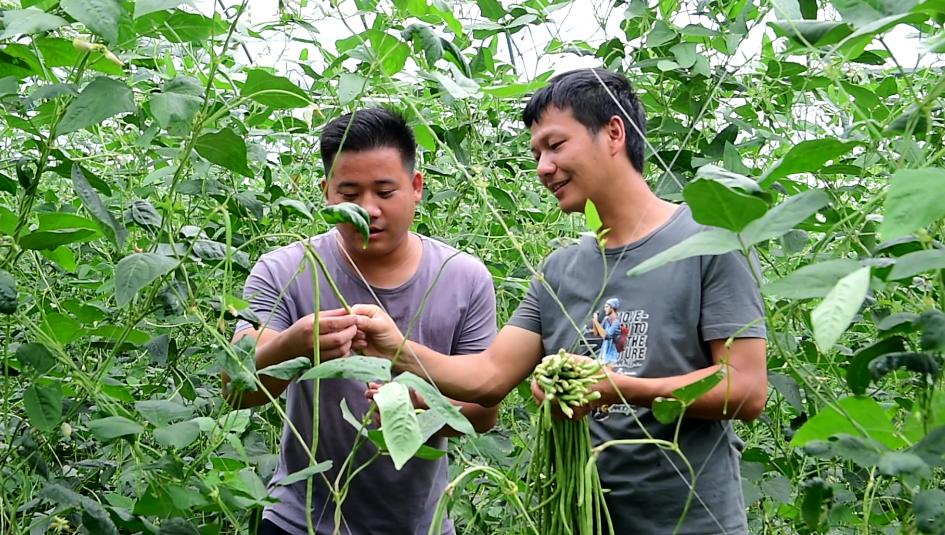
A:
194;0;943;85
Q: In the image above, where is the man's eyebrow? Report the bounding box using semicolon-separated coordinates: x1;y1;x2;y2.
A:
335;178;399;188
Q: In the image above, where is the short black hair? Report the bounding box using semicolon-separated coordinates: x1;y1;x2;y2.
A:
319;108;416;177
523;68;647;173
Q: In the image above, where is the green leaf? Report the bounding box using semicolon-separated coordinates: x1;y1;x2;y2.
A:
584;199;601;231
0;9;68;40
370;33;410;76
695;164;763;195
790;395;906;449
476;0;506;20
275;461;333;486
683;179;769;232
338;73;368;104
920;309;945;351
274;198;314;221
124;199;163;229
61;0;123;43
673;369;724;405
914;489;945;534
88;415;144;441
878;451;929;477
23;382;63;432
868;352;940;384
888;249;945;280
134;0;184;18
741;190;831;245
134;399;194;426
395;372;474;435
374;382;423;470
58;78;136;135
16;342;56;375
299;356;392;382
258;356;312;380
157;517;200;535
0;269;16;315
220;337;258;394
430;70;480;99
761;139;859;186
20;228;98;250
652;397;685;424
846;336;908;394
811;266;871;353
829;0;917;26
763;259;861;299
627;228;741;277
241;69;309;109
81;498;118;535
149;91;201;133
72;165;128;249
880;168;945;241
194;129;253;177
804;434;887;468
768;373;804;413
114;253;179;308
153;419;201;449
320;203;371;248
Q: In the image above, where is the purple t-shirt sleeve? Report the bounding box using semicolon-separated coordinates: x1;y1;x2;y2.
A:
453;265;498;354
235;254;294;333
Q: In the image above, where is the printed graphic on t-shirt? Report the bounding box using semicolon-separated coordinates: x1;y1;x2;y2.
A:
583;297;650;421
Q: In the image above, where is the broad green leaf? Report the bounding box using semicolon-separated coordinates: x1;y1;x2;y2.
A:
430;70;480;99
695;164;763;194
88;415;144;441
241;69;309;108
868;352;940;384
804;434;887;468
23;382;63;432
194;129;253;177
274;198;314;221
220;337;258;395
741;190;831;245
58;78;136;135
0;269;16;315
417;409;447;442
878;451;929;477
0;9;67;40
81;497;118;535
487;186;515;211
275;461;333;486
768;373;804;413
584;199;601;231
134;0;184;18
157;518;200;535
153;419;201;449
320;203;371;248
114;253;179;307
124;199;163;229
888;249;945;280
370;33;410;76
847;336;908;394
338;73;368;104
72;165;127;249
299;356;391;382
395;371;474;435
374;382;423;470
258;356;312;380
134;399;194;426
829;0;917;26
762;259;861;299
20;228;98;250
627;228;741;277
476;0;506;20
760;139;859;186
16;342;56;374
880;168;945;240
914;489;945;534
920;309;945;351
811;266;871;352
149;91;201;133
683;179;768;232
652;396;685;424
61;0;122;43
791;395;905;449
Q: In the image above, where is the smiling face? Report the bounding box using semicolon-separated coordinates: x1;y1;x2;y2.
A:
324;147;422;259
529;106;611;213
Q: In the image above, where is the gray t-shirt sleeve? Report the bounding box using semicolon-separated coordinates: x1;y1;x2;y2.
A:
507;275;542;335
453;264;498;354
235;255;294;333
699;249;767;341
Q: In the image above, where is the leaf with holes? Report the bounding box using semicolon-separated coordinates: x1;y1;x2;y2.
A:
114;253;179;307
374;382;423;470
320;203;371;248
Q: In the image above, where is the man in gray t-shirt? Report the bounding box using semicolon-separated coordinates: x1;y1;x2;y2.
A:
353;69;768;534
224;108;497;535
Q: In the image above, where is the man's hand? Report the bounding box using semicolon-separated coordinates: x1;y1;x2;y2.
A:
364;381;426;427
284;308;365;361
351;304;405;359
530;353;606;420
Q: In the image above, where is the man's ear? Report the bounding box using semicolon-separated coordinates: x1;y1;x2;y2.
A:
321;178;329;197
605;115;627;157
412;171;424;202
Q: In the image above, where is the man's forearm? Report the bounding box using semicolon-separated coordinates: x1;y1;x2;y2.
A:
599;364;766;421
394;341;510;407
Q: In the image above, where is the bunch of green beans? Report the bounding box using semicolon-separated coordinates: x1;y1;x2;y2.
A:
528;350;613;535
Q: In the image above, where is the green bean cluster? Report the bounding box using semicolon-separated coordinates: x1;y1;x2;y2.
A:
528;350;613;535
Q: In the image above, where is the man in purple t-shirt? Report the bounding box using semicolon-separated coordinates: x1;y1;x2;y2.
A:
222;108;498;535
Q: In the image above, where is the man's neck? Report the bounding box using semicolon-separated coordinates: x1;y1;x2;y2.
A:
594;173;678;248
337;233;422;289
